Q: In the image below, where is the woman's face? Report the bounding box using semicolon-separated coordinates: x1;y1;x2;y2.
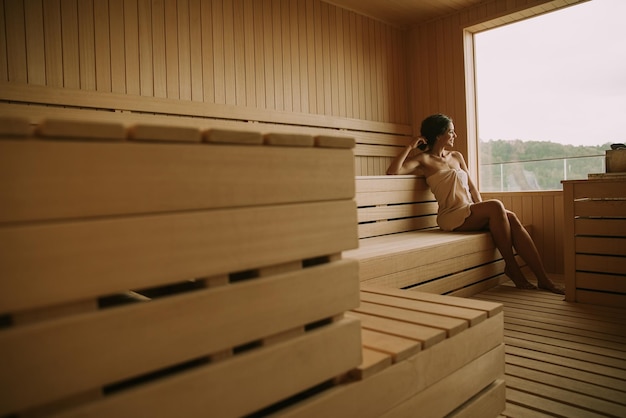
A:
437;123;457;148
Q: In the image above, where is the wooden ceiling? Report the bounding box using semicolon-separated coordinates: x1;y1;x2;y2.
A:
324;0;488;27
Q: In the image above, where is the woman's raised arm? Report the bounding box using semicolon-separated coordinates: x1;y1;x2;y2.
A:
386;137;425;175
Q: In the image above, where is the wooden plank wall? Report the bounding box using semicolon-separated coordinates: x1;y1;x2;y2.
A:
0;0;414;176
0;0;409;123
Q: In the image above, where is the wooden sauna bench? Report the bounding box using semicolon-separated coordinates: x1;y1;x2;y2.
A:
0;118;362;417
277;286;505;417
0;117;505;417
344;176;516;297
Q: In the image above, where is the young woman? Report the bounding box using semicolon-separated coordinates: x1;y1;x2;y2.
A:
387;114;564;294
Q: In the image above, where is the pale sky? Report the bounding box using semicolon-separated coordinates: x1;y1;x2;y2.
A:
475;0;626;146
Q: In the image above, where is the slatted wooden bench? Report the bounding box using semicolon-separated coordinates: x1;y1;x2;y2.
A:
0;117;505;417
0;118;363;417
276;286;505;417
344;175;523;297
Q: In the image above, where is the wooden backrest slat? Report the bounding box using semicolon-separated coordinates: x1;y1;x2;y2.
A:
357;202;439;223
355;176;439;239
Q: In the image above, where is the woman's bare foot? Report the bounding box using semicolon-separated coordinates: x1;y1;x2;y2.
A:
538;280;565;295
504;266;537;290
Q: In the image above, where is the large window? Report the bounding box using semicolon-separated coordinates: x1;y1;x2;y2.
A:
474;0;626;191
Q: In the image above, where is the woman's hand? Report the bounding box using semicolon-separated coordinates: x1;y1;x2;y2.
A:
409;136;426;149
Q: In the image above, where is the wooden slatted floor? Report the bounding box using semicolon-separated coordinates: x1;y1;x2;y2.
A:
472;279;626;418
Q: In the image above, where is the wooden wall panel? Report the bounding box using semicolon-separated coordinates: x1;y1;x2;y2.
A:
24;0;45;85
1;0;412;127
482;191;564;274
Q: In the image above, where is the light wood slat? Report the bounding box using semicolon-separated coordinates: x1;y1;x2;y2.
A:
42;0;63;87
345;311;445;349
355;189;435;207
361;286;503;317
449;379;506;418
264;132;315;147
277;313;504;418
164;0;179;99
24;0;46;85
506;363;626;407
353;301;468;337
199;0;213;101
506;347;626;393
350;230;495;273
575;290;626;309
264;0;276;110
576;236;626;256
35;118;126;140
361;255;493;290
52;318;362;418
505;335;626;372
410;260;508;295
358;328;421;363
0;0;6;82
177;0;192;101
380;345;505;418
0;116;31;136
204;128;263;145
576;254;626;275
93;0;111;91
314;135;355;149
150;2;167;98
359;291;487;326
502;314;626;347
493;305;626;337
137;0;153;96
355;238;498;284
577;271;626;294
277;0;289;111
502;397;555;418
478;285;626;317
353;143;404;158
504;322;626;355
570;179;626;199
446;276;511;298
505;329;625;365
188;0;203;101
0;140;354;223
574;198;626;217
576;218;626;236
354;175;425;193
358;216;438;238
128;124;202;142
0;260;358;415
357;202;438;223
476;291;626;324
506;387;606;418
350;347;393;380
109;0;126;94
123;0;140;96
0;200;358;313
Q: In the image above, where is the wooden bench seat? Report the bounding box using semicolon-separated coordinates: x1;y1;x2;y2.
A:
0;119;363;418
0;118;505;417
345;176;520;297
275;286;505;417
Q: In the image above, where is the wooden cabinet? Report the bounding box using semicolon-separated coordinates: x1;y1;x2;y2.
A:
562;177;626;307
